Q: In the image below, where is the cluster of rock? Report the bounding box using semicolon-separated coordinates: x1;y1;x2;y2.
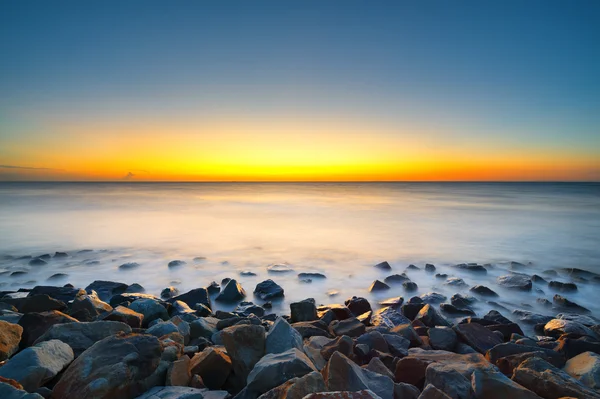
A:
1;263;600;399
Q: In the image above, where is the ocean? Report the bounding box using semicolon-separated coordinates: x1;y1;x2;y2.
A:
1;182;599;322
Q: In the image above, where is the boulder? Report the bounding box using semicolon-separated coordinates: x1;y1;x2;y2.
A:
189;347;232;390
254;280;284;300
267;264;294;273
0;382;44;398
266;317;303;354
298;273;327;280
374;261;392;270
166;355;191;386
17;311;78;349
320;336;354;361
0;320;23;361
369;281;390;292
512;356;600;399
548;281;577;292
0;340;73;392
485;342;565;366
27;286;85;303
190;317;219;340
70;293;112;318
367;357;394;380
167;288;211;311
147;321;180;338
2;295;66;314
420;293;447;304
454;323;503;354
161;287;179;299
390;324;423;347
556;313;599;326
129;299;169;327
553;295;590;313
267;370;326;399
428;327;457;352
415;305;451;328
384;274;410;284
563;351;600;389
544;319;598;339
453;263;487;273
318;305;353;321
51;333;163;398
290;299;317;323
345;297;372;317
483;310;512;325
303;391;381;399
331;318;366;337
555;337;600;359
221;324;265;385
370;307;411;328
356;331;388;353
109;292;161;307
102;305;143;328
485;323;523;340
439;304;475;316
247;348;317;394
425;264;436;273
424;363;472;399
235;302;265;317
293;321;332;339
497;275;532;291
471;369;541;399
511;310;553;325
303;336;335;370
382;334;410;357
403;282;418;291
444;278;467;287
418;384;452;399
469;285;498;297
135;386;230;399
34;320;131;357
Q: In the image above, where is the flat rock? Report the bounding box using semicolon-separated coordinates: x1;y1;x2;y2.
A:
496;275;532;291
383;274;410;284
331;317;366;337
266;317;303;354
0;320;23;361
34;320;131;357
267;264;294;273
544;319;598;339
247;348;317;394
564;351;600;390
0;340;73;392
370;307;411;328
454;323;503;354
102;305;144;328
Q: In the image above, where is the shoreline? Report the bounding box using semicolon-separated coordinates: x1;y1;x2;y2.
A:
1;260;600;398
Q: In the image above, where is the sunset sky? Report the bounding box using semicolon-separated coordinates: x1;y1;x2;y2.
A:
1;1;599;181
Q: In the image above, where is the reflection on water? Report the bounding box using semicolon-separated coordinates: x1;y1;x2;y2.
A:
1;182;599;323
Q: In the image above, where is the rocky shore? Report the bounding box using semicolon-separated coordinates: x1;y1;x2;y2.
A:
1;259;600;399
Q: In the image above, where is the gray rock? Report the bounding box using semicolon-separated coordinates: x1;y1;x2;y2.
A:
0;383;44;399
384;274;410;284
0;339;73;391
420;293;447;304
444;278;467;288
247;348;317;394
553;294;590;313
511;310;552;325
168;288;212;311
216;279;246;302
253;280;284;300
330;317;366;337
189;347;232;390
544;319;599;339
303;336;335;370
370;307;411;328
161;287;179;299
290;299;317;323
129;298;169;327
418;384;452;399
356;331;388;353
102;305;144;328
367;357;394;380
369;280;390;292
496;275;532;291
34;320;131;357
424;363;472;399
148;321;180;338
374;261;392;270
222;324;265;387
190;317;219;340
266;317;303;354
428;327;457;352
469;286;498;297
453;323;503;354
415;304;451;328
471;369;541;399
135;386;229;399
564;351;600;390
382;334;410;357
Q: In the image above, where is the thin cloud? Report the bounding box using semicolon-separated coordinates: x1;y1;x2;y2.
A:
0;164;64;171
124;172;135;180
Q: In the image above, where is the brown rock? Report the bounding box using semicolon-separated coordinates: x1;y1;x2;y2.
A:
166;355;191;386
189;347;232;389
17;310;78;349
101;305;144;328
0;320;23;361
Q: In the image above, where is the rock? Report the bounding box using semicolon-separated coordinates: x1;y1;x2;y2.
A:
453;263;487;274
109;292;160;307
548;281;577;292
511;310;553;325
290;299;317;323
298;273;326;279
318;305;353;321
102;305;144;328
235;302;265;317
129;298;169;327
70;293;112;318
428;327;457;351
369;280;390;292
374;261;392;270
497;275;532;291
266;317;303;354
168;260;186;268
51;333;163;398
267;264;294;273
0;320;23;361
448;295;476;312
544;319;598;339
418;384;451;399
34;320;131;357
0;382;44;398
383;274;410;284
161;287;179;299
420;293;447;304
424;363;472;399
485;342;565;366
303;336;335;370
483;310;512;325
444;278;467;288
221;324;265;385
2;295;66;314
118;262;140;270
322;352;393;399
247;348;317;394
425;264;436;273
553;294;590;313
147;321;179;338
303;391;381;399
267;370;326;399
471;369;542;399
555;337;600;359
28;258;47;266
189;347;232;389
512;356;600;399
293;321;332;339
469;285;498;297
415;305;451;328
403;281;418;291
556;313;599;326
370;307;411;328
254;280;284;300
84;281;129;302
356;331;388;353
331;318;366;337
391;324;423;347
439;304;475;316
485;323;524;340
345;297;372;317
367;357;394;380
378;297;403;307
165;355;191;386
382;334;410;357
402;303;425;321
564;351;600;389
135;386;228;399
0;340;73;392
17;311;78;349
406;264;420;271
454;323;503;354
168;288;212;312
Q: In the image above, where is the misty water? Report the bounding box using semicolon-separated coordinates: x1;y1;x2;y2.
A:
1;182;599;328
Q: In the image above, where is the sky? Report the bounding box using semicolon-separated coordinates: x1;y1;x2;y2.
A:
1;1;599;181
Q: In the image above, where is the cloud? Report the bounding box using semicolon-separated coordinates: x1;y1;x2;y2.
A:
124;172;135;180
0;164;64;171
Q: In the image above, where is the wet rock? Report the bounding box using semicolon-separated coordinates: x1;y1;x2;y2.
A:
28;258;47;266
254;280;284;300
168;260;186;268
544;319;598;339
235;302;265;317
221;324;266;386
206;282;220;295
453;263;487;273
444;278;467;287
563;351;600;389
345;297;372;317
383;274;410;284
190;317;218;340
402;303;425;321
406;264;420;271
553;294;590;313
293;321;332;339
356;330;388;353
318;304;353;321
84;281;129;302
497;275;532;291
267;264;294;273
17;310;78;348
469;285;498;297
0;340;73;392
439;304;475;316
428;327;457;351
483;310;512;325
425;264;436;273
303;336;335;370
420;293;446;304
47;273;68;281
391;324;424;347
118;262;140;270
189;347;232;389
331;317;366;337
0;381;44;398
303;391;380;399
450;294;477;309
2;295;66;314
137;386;229;399
129;298;169;327
34;320;131;357
485;342;565;366
0;320;23;360
548;281;578;292
371;307;411;328
383;333;410;357
485;323;524;340
166;355;191;386
511;310;553;325
51;333;163;399
247;348;317;394
266;317;303;354
369;280;390;292
530;274;547;284
415;304;451;328
435;273;448;279
471;369;542;399
454;323;503;354
378;297;403;307
161;287;179;299
70;293;112;318
403;281;418;292
168;288;211;311
101;305;143;328
290;298;317;322
216;279;246;302
374;261;391;270
512;356;600;399
424;363;472;399
298;272;326;280
366;357;394;380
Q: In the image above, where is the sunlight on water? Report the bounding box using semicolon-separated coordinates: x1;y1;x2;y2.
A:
1;182;599;323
